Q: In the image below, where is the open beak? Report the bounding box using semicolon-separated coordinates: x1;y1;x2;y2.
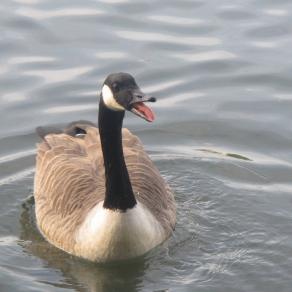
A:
129;90;156;122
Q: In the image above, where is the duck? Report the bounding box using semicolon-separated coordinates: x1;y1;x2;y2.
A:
34;72;176;262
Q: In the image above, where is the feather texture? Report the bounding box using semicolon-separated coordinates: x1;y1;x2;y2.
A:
34;125;176;260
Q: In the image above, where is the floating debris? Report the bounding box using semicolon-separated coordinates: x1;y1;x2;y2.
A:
197;149;252;161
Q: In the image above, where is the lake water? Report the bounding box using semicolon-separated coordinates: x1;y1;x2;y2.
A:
1;0;292;291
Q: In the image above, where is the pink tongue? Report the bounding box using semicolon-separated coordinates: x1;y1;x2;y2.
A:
133;102;155;122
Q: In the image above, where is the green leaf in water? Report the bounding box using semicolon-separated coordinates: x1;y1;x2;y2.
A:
225;153;252;161
197;149;252;161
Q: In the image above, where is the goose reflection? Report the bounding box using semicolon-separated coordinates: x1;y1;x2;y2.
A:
19;196;148;292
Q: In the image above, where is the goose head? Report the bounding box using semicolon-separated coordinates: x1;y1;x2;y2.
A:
101;72;156;122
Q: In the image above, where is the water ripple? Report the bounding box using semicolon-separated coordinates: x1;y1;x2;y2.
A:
0;167;35;186
116;30;221;46
149;15;205;26
16;7;105;20
174;50;236;62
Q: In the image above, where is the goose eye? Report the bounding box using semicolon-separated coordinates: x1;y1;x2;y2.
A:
112;83;119;92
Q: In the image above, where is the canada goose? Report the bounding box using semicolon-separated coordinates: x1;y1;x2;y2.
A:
34;72;176;262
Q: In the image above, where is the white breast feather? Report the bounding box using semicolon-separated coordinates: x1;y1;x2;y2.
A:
75;202;165;262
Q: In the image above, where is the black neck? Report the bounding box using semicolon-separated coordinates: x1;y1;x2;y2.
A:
98;97;137;211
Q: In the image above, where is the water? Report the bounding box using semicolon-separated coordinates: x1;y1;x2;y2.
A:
1;0;292;291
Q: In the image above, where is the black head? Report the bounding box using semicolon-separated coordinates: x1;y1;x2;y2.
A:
101;72;156;122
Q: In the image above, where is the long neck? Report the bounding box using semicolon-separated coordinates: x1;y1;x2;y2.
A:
98;98;137;211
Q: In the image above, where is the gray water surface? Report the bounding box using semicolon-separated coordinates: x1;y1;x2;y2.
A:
1;0;292;291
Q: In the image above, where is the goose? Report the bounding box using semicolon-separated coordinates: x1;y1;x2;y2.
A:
34;72;176;262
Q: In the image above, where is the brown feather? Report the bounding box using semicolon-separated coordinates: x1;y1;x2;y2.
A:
34;127;176;256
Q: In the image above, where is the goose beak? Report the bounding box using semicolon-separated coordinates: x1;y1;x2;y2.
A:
129;90;156;122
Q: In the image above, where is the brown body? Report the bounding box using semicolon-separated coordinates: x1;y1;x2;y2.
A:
34;126;176;258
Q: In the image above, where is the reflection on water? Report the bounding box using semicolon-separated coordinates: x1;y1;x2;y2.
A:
1;0;292;290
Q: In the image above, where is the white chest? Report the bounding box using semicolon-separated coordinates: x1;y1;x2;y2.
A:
74;202;165;262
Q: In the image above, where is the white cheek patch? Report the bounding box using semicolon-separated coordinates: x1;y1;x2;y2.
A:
102;84;125;111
